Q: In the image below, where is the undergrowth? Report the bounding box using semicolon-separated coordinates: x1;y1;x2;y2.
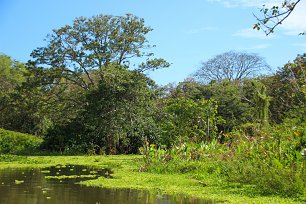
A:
140;122;306;199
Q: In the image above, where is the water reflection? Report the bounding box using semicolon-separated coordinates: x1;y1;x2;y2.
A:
0;166;217;204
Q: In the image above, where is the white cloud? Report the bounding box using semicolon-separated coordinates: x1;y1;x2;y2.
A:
233;28;276;39
278;1;306;35
209;0;306;35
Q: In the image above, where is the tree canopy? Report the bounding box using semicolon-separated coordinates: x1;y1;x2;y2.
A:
25;14;170;153
0;54;26;91
0;12;304;159
194;51;270;84
31;14;169;90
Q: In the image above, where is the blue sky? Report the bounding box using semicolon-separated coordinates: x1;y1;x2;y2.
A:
0;0;305;85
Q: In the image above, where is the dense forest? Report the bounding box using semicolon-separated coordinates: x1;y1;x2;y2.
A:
0;13;305;198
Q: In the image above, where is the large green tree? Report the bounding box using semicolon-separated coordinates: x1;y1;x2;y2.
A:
43;66;157;154
155;96;222;147
164;79;262;134
0;54;30;132
262;54;306;123
32;14;169;154
0;58;74;135
30;14;169;90
0;54;26;91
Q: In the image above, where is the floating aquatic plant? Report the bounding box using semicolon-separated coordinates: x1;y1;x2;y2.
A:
14;180;24;184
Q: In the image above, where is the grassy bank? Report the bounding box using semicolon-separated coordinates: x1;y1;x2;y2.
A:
0;128;43;155
0;155;304;204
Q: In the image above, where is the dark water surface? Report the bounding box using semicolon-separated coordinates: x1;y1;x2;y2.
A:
0;165;216;204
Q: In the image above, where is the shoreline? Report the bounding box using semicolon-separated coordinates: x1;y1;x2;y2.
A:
0;155;304;204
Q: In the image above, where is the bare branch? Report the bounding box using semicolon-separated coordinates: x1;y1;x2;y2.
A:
253;0;302;35
194;51;270;84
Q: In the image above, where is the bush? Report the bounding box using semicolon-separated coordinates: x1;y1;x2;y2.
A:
139;141;226;174
225;121;306;197
140;121;306;198
0;128;43;155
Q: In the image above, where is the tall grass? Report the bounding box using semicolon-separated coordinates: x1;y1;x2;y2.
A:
140;122;306;198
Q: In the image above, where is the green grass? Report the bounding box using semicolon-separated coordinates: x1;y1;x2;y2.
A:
0;128;43;155
0;155;305;204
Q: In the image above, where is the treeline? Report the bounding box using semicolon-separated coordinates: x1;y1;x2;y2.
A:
0;14;305;156
140;55;306;197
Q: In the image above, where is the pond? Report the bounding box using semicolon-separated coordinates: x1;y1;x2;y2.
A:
0;165;217;204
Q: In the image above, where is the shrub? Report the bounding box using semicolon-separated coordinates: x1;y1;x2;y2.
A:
0;128;43;155
140;121;306;198
226;121;306;197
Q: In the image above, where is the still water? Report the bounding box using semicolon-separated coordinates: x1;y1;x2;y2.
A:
0;165;216;204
